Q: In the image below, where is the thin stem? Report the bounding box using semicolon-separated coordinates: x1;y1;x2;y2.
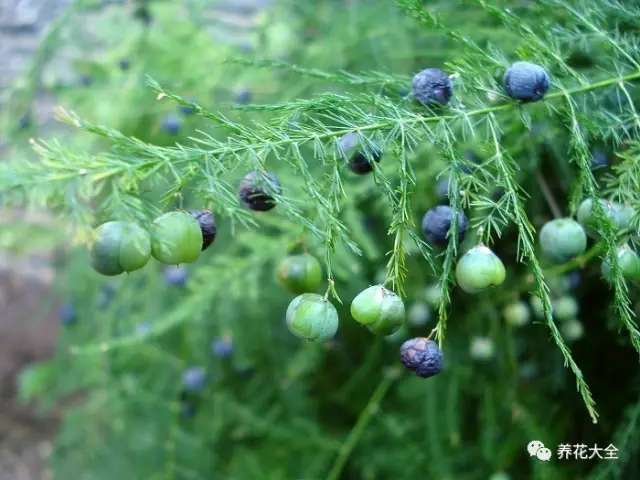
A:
326;367;401;480
536;171;562;218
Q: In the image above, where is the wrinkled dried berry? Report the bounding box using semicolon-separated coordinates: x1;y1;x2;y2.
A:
400;337;444;378
188;210;216;250
238;171;282;212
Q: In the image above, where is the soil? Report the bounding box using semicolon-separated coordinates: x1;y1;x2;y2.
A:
0;258;60;480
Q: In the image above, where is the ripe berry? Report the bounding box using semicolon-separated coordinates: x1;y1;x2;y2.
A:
399;337;444;378
89;221;151;276
407;301;432;327
469;336;495;361
591;150;608;169
339;133;383;174
539;218;587;263
601;245;640;283
238;171;281;211
59;303;77;326
133;6;152;25
551;295;579;320
151;212;203;265
455;245;506;294
234;89;252;105
412;68;453;106
19;114;31;129
188;210;216;250
421;205;469;246
503;61;550;102
118;59;130;71
80;75;93;86
182;367;207;391
503;300;531;327
163;266;189;287
277;254;322;295
350;285;406;336
211;337;233;358
286;293;339;342
162;115;181;135
561;319;584;342
180;99;196;116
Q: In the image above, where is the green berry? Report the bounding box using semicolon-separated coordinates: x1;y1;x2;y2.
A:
277;254;323;294
601;245;640;283
90;221;151;276
539;218;587;263
455;245;506;294
503;300;531;327
350;285;406;335
577;198;628;238
151;212;203;265
551;296;579;320
286;293;339;342
561;318;584;342
407;301;432;326
423;284;442;308
529;295;551;319
489;473;511;480
469;337;495;361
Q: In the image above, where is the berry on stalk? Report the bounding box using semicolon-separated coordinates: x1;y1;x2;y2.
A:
350;285;406;336
455;245;506;294
399;337;444;378
151;212;203;265
277;254;323;294
421;205;468;246
539;218;587;263
238;171;282;212
503;61;550;102
412;68;453;106
285;293;339;342
89;221;151;276
188;210;216;250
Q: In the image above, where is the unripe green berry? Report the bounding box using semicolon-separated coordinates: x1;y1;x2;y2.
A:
151;212;203;265
423;284;442;308
551;296;579;320
489;473;511;480
539;218;587;263
469;336;495;360
529;295;551;319
561;318;584;342
455;245;506;294
577;198;631;238
286;293;339;342
503;300;531;327
277;254;323;294
601;245;640;283
90;221;151;276
350;285;406;336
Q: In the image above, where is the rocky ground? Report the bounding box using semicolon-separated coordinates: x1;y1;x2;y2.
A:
0;1;270;478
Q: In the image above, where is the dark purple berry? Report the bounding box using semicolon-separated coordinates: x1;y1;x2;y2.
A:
590;150;608;169
134;6;152;25
421;205;469;246
163;266;189;287
59;303;77;326
348;144;383;174
234;90;251;105
211;337;233;358
565;271;582;290
503;61;550;102
162;115;180;135
238;171;281;212
412;68;453;106
188;210;216;250
180;99;196;116
19;114;31;129
119;59;130;71
400;337;444;378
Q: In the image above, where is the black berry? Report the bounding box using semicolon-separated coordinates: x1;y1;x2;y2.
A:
400;337;444;378
348;144;383;174
421;205;468;246
238;171;281;212
503;61;550;102
188;210;216;250
119;59;130;71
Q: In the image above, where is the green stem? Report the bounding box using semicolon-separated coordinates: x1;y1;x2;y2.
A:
326;367;401;480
